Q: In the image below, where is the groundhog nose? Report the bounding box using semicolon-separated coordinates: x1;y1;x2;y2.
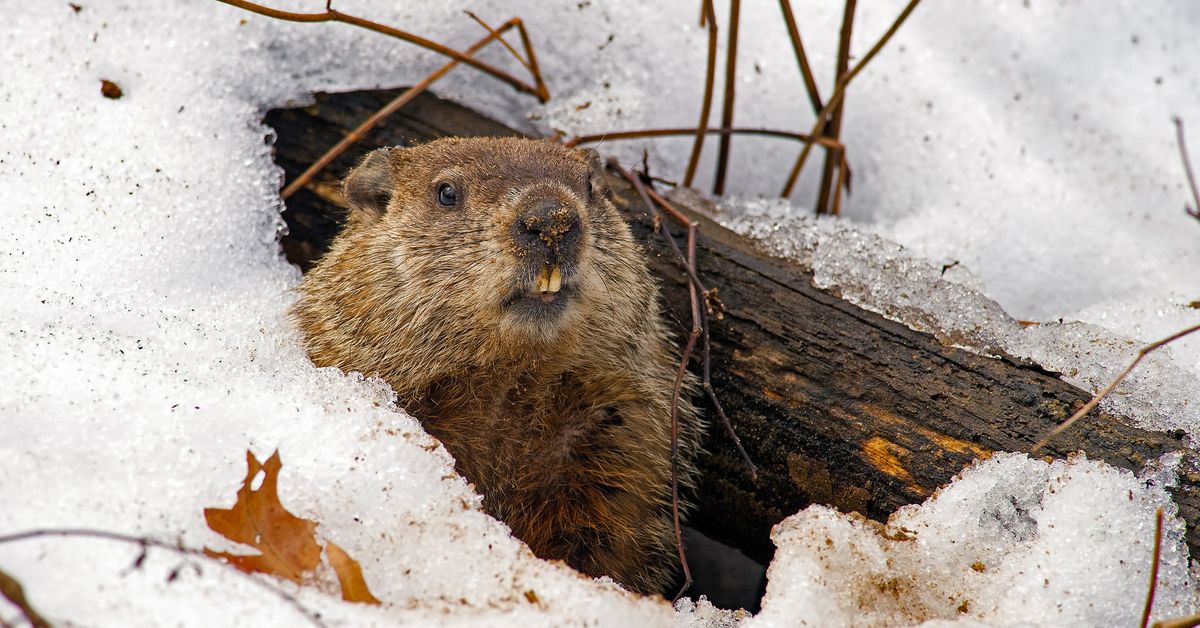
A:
514;199;581;257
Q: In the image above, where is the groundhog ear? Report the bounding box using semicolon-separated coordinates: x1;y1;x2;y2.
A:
578;148;605;176
342;148;397;216
577;148;612;199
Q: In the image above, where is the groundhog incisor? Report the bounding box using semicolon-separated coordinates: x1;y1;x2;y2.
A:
292;137;701;594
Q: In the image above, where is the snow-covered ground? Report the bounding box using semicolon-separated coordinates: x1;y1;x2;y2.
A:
2;0;1198;626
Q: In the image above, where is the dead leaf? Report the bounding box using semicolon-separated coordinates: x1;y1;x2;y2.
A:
204;450;321;583
326;541;381;605
100;79;122;99
0;566;51;628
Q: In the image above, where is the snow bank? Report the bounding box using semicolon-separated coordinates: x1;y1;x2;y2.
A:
749;454;1197;627
2;0;1197;626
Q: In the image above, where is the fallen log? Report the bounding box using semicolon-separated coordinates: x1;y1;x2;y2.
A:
264;87;1199;567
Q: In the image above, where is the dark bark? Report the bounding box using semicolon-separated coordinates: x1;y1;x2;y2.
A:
264;87;1199;564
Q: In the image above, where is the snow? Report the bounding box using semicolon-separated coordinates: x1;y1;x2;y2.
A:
747;454;1198;627
1;0;1198;626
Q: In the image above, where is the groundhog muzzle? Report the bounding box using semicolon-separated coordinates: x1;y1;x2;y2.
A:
292;137;702;595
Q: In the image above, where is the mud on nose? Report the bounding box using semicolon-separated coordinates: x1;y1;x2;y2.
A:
513;199;582;261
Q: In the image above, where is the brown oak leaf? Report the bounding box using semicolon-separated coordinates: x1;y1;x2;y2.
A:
326;541;381;605
204;450;321;583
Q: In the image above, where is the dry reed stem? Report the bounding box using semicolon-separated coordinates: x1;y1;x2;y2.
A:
564;126;844;150
0;528;327;628
1031;322;1200;454
1141;507;1165;628
781;0;923;198
464;11;529;71
215;0;547;101
777;0;824;114
814;0;856;215
712;0;741;196
281;16;529;199
1174;117;1200;221
830;147;849;216
684;0;720;188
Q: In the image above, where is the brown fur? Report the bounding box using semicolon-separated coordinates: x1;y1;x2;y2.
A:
291;137;702;594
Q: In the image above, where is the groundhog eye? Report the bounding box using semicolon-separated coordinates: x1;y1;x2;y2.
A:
586;178;594;200
437;183;458;208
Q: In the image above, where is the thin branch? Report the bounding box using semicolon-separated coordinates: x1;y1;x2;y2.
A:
1031;322;1200;454
618;162;697;599
1173;117;1200;221
564;126;844;150
213;0;547;101
814;0;856;215
1141;507;1165;628
611;161;758;475
684;0;719;187
0;528;328;628
781;0;923;198
671;236;702;602
281;17;524;199
712;0;741;196
777;0;823;115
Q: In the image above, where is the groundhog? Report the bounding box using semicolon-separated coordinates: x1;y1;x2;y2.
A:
291;137;702;595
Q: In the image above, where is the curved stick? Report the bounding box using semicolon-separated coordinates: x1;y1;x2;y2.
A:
0;528;328;628
214;0;547;101
1031;322;1200;454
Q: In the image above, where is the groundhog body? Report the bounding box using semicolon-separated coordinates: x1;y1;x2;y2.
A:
292;137;701;594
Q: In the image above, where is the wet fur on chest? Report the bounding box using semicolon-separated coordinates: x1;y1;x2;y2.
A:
411;369;638;504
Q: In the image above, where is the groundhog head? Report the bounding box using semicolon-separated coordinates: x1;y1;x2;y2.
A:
333;137;638;352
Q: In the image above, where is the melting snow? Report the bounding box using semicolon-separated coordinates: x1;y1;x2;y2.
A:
2;0;1198;626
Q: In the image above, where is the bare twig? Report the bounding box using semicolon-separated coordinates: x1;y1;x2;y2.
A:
1173;117;1200;221
213;0;547;101
612;162;757;476
564;126;844;150
1031;322;1200;454
814;0;856;215
281;16;532;199
610;158;759;598
684;0;719;187
712;0;741;196
1141;507;1165;628
619;162;697;599
0;567;50;628
777;0;823;115
464;11;529;72
781;0;923;198
0;528;328;628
